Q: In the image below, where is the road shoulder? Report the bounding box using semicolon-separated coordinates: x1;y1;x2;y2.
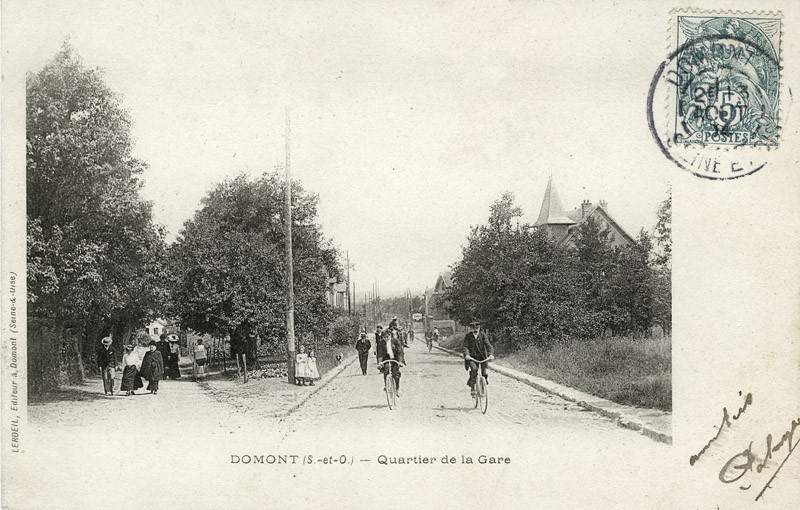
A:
435;344;672;444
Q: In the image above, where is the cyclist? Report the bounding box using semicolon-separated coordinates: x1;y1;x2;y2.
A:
463;321;494;396
376;329;406;396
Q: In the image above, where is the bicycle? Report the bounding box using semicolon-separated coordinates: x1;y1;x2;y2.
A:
378;359;402;410
466;355;492;414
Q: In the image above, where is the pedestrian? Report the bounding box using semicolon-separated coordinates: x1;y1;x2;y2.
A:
295;345;310;385
355;331;371;375
156;333;171;374
166;334;181;379
374;325;383;369
193;339;208;381
307;349;320;384
96;336;117;395
140;341;164;395
120;344;143;395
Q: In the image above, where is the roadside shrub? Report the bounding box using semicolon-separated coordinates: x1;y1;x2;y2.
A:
328;315;361;345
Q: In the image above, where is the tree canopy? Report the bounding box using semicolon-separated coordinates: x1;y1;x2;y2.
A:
27;43;169;336
446;191;672;350
170;172;340;349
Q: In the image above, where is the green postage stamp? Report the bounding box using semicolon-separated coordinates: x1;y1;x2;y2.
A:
674;14;781;146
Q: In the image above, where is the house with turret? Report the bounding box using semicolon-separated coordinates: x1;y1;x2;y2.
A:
534;176;634;248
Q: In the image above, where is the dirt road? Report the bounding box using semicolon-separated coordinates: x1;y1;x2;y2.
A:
15;339;677;509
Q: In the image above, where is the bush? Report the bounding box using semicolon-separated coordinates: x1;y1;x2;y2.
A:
501;334;671;411
328;315;362;346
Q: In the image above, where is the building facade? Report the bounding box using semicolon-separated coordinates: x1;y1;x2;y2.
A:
534;176;634;249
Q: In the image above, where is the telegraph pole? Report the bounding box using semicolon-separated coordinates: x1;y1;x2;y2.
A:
346;251;351;315
284;107;296;385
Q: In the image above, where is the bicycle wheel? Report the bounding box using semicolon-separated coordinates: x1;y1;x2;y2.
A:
478;375;488;414
385;372;396;410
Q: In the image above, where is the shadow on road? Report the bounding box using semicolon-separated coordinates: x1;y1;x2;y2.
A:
435;406;476;413
29;382;112;405
348;404;390;410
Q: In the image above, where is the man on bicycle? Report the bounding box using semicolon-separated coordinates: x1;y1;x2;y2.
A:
463;321;494;396
376;329;406;396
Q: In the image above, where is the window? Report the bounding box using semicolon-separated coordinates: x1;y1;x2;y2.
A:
154;327;159;335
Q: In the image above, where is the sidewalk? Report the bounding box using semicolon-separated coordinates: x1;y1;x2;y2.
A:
435;344;672;444
199;353;358;417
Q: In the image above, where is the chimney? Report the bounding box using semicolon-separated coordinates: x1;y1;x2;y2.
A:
599;200;608;213
581;199;593;218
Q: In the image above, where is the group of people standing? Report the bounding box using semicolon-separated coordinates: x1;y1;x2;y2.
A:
94;333;184;396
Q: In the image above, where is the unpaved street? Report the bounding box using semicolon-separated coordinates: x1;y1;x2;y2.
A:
16;338;676;510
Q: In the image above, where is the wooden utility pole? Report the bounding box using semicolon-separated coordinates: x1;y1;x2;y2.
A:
346;251;351;315
284;107;296;385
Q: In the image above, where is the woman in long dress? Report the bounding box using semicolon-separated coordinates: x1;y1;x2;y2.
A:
140;341;164;394
120;345;143;395
166;334;181;379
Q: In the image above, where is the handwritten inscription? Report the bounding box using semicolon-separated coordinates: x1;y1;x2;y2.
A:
690;391;752;466
719;417;800;501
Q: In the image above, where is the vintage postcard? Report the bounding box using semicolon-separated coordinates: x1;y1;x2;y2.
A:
2;1;798;509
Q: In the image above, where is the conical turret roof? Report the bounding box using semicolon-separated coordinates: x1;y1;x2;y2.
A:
535;176;576;226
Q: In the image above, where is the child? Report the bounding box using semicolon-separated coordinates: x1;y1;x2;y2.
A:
306;349;320;385
295;345;310;385
193;339;208;381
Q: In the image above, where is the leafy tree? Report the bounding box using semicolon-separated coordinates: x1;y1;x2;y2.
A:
27;43;169;385
170;172;339;351
654;190;672;266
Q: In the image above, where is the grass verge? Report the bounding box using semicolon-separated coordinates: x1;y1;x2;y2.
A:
443;333;671;411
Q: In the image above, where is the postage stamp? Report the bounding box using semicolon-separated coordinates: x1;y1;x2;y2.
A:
647;11;784;179
674;15;782;147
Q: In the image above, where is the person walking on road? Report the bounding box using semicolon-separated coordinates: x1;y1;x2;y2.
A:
120;344;143;395
374;325;384;369
463;321;494;396
96;336;117;395
140;341;164;395
193;339;208;381
376;329;406;396
355;331;371;375
156;333;171;372
166;334;181;379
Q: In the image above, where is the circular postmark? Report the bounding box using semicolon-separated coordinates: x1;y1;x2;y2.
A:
648;16;782;180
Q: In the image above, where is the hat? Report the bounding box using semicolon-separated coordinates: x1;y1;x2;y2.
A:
167;334;179;342
124;344;134;351
376;325;383;329
149;340;157;347
101;336;112;346
470;320;481;327
360;331;366;337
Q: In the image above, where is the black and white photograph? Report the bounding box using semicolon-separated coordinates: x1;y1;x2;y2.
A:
2;1;799;509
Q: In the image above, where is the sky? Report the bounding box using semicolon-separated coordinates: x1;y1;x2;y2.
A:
17;0;670;296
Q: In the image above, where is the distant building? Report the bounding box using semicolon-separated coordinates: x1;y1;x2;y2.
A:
427;270;454;321
327;277;348;310
534;176;634;248
144;318;178;340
